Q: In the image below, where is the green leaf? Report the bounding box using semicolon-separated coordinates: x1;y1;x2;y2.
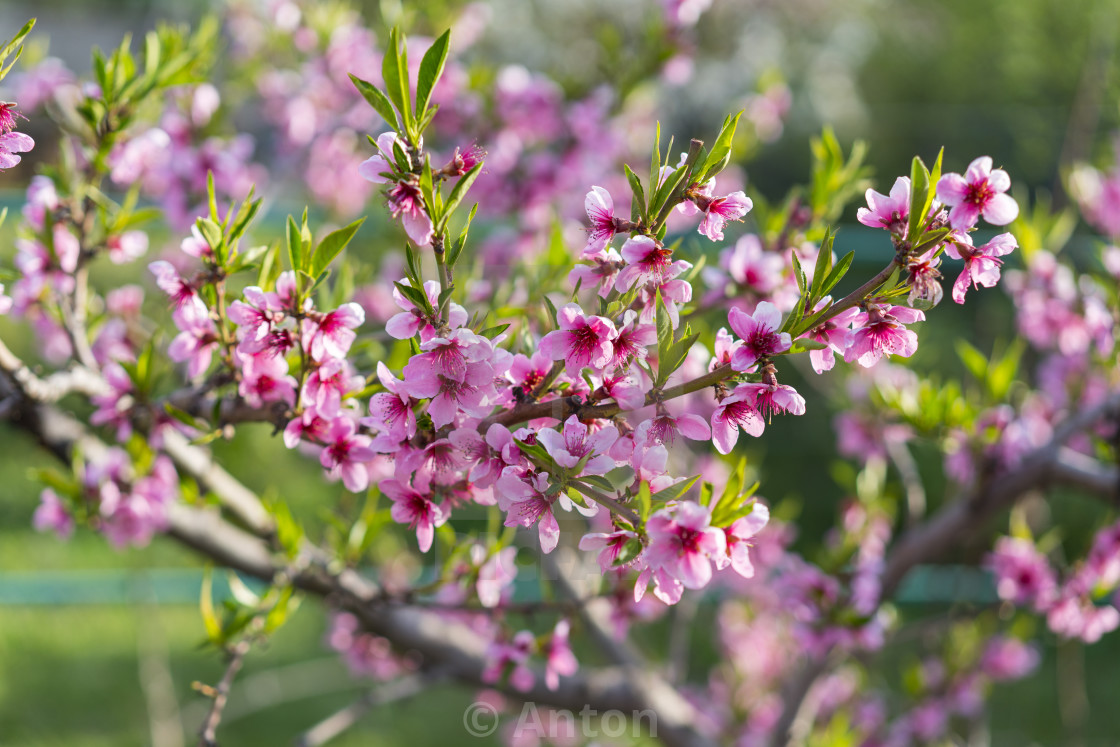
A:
200;566;221;643
479;323;510;339
381;28;412;137
542;295;559;328
788;338;829;354
310;218;364;278
810;227;835;302
415;30;450;122
955;340;988;383
819;250;855;298
906;155;932;242
624;164;647;224
349;73;398;129
698;110;743;182
651;475;700;504
636;480;652;521
440;162;483;231
286;215;303;273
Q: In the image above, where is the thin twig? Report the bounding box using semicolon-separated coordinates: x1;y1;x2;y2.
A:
198;639;251;747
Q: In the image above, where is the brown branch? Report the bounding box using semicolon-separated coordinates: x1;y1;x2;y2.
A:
197;639;251;747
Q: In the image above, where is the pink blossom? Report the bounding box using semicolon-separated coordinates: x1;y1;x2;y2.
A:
106;230;149;264
387;181;433;246
319;418;376;492
633;411;711;447
645;501;727;590
543;620;578;690
238;352;297;408
616;235;689;291
475;546;518;608
718;233;783;294
579;529;640;572
168;313;218;378
727;302;791;371
495;468;561;553
985;536;1057;611
149;260;208;323
364;362;417;444
723;503;770;578
33;488;74;539
945;232;1017;304
539;303;616;377
739;381;807;419
980;637;1040;681
583;185;618;254
684;181;753;241
385;279;467;341
857;176;911;234
568;248;623;298
844;304;925;368
0;130;34;169
380;477;448;552
937;156;1019;230
357;131;401;184
805;301;859;373
403;328;491;384
482;631;535;692
536;416;618;475
302;303;364;362
711;386;765;454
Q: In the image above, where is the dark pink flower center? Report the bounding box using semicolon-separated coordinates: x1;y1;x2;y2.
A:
965;180;994;208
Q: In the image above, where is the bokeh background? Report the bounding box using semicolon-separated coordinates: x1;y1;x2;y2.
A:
1;0;1119;745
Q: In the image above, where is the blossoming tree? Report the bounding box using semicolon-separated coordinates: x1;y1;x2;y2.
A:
1;3;1118;746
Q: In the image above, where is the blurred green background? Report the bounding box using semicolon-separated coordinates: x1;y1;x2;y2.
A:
1;0;1119;745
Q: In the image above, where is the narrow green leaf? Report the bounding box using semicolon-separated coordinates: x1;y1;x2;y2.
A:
199;566;221;642
819;250;855;298
310;217;364;278
624;164;647;224
286;215;302;272
349;73;398;129
441;162;483;229
906;155;931;242
415;30;450;121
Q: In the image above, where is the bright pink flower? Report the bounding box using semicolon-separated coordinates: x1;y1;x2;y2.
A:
718;233;783;294
417;361;496;429
728;302;791;371
698;191;752;241
302;359;364;417
857;176;911;234
844;304;925;368
616;235;689;291
302;303;364;362
495;468;560;553
229;286;281;353
539;303;616;377
937;156;1019;230
594;371;646;411
482;631;535;692
403;328;491;384
637;270;692;329
380;477;448;553
364;362;417;444
609;310;656;369
645;501;726;589
711;385;765;454
449;424;518;488
319;418;376;492
536;416;618;475
945;232;1017;304
583;185;618;254
709;327;741;371
723;503;770;578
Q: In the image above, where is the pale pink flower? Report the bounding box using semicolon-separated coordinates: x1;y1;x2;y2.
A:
168;314;218;378
364;362;417;444
945;232;1018;304
937;156;1019;230
543;620;578;690
616;235;689;291
805;301;860;374
985;536;1057;611
579;529;640;572
33;488;74;539
723;503;770;578
739;381;807;419
0;130;34;169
